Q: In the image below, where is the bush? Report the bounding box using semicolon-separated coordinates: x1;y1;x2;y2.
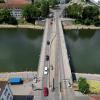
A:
7;17;18;25
94;20;100;26
78;77;90;94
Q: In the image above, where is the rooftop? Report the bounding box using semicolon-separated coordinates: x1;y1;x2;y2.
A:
0;81;7;96
0;0;31;9
6;0;31;4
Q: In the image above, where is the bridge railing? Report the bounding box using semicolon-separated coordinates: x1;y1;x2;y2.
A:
37;19;49;85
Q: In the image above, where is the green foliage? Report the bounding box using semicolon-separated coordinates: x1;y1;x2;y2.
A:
0;9;12;23
0;9;18;25
66;3;83;19
82;6;99;20
0;0;5;3
78;77;90;94
8;17;18;25
66;4;100;25
23;0;49;22
41;0;49;17
48;0;58;8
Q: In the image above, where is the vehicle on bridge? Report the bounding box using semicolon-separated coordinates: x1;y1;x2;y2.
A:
44;67;48;75
45;55;49;61
47;40;50;45
43;87;49;96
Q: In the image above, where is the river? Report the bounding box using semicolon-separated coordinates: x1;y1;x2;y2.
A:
64;29;100;74
0;28;43;72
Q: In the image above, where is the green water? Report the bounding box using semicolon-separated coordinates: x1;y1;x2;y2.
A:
0;28;43;72
64;29;100;74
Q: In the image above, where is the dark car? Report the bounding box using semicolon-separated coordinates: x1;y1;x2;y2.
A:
47;40;50;45
43;87;49;96
45;55;49;61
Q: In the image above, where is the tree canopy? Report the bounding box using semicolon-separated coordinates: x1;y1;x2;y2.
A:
0;0;5;3
66;3;83;18
48;0;58;8
65;3;100;25
23;0;50;22
0;9;11;23
78;77;90;94
82;6;99;20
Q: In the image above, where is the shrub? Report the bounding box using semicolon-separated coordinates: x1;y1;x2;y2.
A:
78;77;90;94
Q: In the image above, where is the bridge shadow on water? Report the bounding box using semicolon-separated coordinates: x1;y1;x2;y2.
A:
63;30;77;82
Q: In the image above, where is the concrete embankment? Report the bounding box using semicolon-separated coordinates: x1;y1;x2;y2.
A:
73;73;100;81
58;19;73;84
63;24;100;30
0;24;44;29
0;71;37;80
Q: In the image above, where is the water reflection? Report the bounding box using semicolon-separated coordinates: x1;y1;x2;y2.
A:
64;29;100;74
79;29;95;39
0;28;43;72
66;29;95;41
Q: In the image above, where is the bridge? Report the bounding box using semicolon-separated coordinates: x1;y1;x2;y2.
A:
36;4;90;100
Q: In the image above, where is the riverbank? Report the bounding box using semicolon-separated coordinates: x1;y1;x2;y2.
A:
63;24;100;29
0;71;37;80
73;73;100;81
0;24;44;29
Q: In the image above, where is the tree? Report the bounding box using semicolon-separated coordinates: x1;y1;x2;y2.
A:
0;9;4;23
0;0;5;3
41;0;49;17
82;6;99;20
8;16;18;25
23;4;36;22
48;0;58;8
78;77;89;94
66;3;83;18
3;9;11;23
0;9;11;23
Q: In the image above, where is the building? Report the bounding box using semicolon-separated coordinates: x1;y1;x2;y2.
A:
0;0;32;19
0;81;13;100
90;0;100;5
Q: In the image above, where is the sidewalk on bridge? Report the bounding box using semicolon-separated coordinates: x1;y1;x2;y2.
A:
37;19;49;89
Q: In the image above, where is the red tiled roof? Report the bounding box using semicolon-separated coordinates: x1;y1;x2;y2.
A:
0;0;31;9
7;0;31;4
0;3;27;9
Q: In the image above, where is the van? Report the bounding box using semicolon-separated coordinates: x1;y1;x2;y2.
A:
43;87;49;96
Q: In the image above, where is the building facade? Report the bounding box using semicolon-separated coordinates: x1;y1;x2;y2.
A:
0;82;13;100
0;0;31;19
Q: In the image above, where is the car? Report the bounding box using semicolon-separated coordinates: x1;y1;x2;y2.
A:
47;40;50;45
50;21;53;25
44;67;48;71
44;70;48;75
51;18;53;21
43;87;49;96
45;55;49;61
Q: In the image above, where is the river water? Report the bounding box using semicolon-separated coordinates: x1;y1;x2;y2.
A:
64;29;100;74
0;28;43;72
